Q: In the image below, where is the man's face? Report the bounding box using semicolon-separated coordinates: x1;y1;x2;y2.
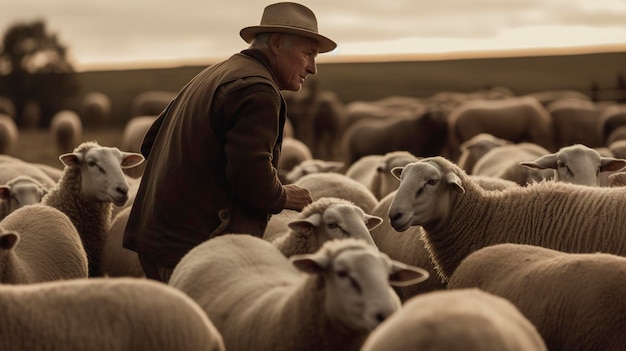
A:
274;35;319;91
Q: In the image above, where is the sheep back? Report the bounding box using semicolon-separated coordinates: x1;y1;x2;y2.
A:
294;172;378;213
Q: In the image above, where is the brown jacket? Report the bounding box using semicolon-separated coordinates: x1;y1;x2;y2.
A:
123;49;287;269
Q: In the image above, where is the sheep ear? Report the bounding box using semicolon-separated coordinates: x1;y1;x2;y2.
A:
520;154;557;170
59;152;81;167
0;232;19;250
287;213;322;233
0;186;10;200
121;152;145;169
290;252;328;273
600;157;626;172
388;259;430;287
390;167;404;180
364;214;383;231
445;172;465;193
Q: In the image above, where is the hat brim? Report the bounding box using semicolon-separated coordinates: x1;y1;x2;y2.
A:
240;25;337;53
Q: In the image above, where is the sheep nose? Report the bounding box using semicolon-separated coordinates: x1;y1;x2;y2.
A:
116;185;129;197
389;211;402;223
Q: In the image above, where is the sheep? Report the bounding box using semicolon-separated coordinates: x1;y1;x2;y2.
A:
598;103;626;145
266;197;382;257
546;97;604;148
100;206;145;277
0;175;48;220
369;191;447;301
361;288;547;351
387;156;626;282
284;158;344;183
42;141;145;277
446;96;555;161
341;108;448;165
0;204;88;284
119;115;157;178
32;162;64;183
472;142;554;186
345;151;419;200
0;95;16;118
0;157;57;191
0;277;225;351
111;175;141;219
308;90;346;160
278;137;313;183
607;125;626;145
80;91;111;128
50;110;83;154
293;172;379;213
130;90;176;117
0;114;18;155
608;171;626;187
520;143;626;186
448;243;626;351
168;234;429;351
20;99;40;129
456;133;511;174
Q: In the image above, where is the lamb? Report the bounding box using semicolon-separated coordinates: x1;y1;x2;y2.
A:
100;206;145;277
345;151;419;200
520;143;626;186
293;172;379;213
361;288;547;351
0;175;48;220
266;197;382;257
42;141;145;277
472;142;554;185
448;243;626;351
285;158;344;184
50;110;83;154
388;156;626;282
80;91;111;128
0;204;88;284
0;277;225;351
168;234;429;351
0;114;18;155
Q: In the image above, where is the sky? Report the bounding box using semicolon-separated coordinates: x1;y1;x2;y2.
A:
2;0;626;71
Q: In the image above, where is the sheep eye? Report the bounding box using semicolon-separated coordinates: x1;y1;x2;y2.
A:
327;223;338;229
337;270;348;278
87;160;97;167
557;162;567;169
427;179;438;186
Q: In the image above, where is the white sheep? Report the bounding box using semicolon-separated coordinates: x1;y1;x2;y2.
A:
0;277;225;351
0;175;48;220
266;197;382;257
448;243;626;351
50;109;83;154
119;115;157;178
520;143;626;186
369;191;447;301
100;206;145;278
80;91;111;128
456;133;511;174
293;172;379;213
0;204;88;283
0;156;57;190
42;141;145;277
168;234;429;351
345;151;419;200
361;288;547;351
284;158;344;183
0;114;18;155
472;142;554;185
388;156;626;282
278;137;313;183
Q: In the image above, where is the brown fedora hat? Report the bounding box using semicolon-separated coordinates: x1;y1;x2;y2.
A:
240;2;337;53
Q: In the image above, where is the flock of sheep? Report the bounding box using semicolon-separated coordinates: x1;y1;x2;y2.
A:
1;85;626;350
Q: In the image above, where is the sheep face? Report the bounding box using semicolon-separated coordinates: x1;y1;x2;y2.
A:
520;144;626;186
388;160;464;232
60;146;145;206
287;203;382;247
291;242;429;332
0;180;46;211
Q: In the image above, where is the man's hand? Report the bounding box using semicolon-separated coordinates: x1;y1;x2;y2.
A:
283;184;313;211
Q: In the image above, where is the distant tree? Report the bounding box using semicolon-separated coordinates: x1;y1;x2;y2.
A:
0;19;79;127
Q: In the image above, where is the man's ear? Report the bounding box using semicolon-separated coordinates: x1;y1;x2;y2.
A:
269;33;282;55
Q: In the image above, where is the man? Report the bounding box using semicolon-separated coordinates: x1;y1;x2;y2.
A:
123;2;337;282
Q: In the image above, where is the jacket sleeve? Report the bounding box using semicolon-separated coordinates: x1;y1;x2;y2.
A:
221;83;286;214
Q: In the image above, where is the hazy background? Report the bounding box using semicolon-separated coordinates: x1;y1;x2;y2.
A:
2;0;626;70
